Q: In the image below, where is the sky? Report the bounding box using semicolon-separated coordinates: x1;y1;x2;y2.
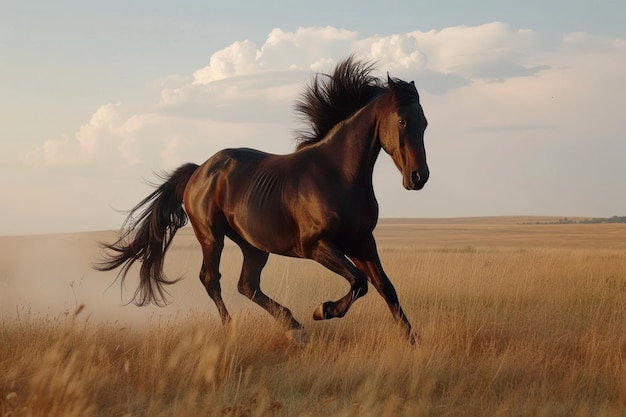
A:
1;0;625;235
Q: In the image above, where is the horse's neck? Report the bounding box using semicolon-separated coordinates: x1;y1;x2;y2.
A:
316;100;383;181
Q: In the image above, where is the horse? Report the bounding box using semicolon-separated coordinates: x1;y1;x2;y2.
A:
96;57;429;345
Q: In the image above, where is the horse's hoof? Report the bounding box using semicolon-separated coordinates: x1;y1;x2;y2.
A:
286;328;309;347
313;303;326;320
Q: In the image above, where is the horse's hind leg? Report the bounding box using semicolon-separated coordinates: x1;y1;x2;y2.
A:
235;242;308;345
198;237;231;325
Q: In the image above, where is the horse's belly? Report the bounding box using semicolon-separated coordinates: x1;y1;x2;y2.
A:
226;209;300;255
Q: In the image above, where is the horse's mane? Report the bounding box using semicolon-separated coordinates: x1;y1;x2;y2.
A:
294;56;387;150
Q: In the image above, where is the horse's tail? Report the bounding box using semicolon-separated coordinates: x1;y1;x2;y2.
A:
95;162;200;306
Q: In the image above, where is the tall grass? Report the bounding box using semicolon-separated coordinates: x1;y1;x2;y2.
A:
2;242;626;416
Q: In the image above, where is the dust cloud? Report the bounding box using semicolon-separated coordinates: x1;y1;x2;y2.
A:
0;228;254;326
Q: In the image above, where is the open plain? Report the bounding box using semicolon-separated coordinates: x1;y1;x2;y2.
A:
1;217;625;416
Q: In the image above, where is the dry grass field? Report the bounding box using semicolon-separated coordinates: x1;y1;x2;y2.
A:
1;217;625;416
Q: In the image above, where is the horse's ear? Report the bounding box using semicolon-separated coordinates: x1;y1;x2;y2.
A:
387;73;396;89
410;81;415;87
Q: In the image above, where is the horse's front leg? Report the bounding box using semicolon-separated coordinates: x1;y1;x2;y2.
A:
350;237;418;345
310;241;369;320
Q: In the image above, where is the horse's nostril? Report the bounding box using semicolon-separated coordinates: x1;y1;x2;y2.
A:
412;171;420;184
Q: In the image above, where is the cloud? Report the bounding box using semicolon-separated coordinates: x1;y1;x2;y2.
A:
22;24;626;224
193;40;259;84
25;103;122;166
192;26;359;85
412;69;471;95
260;26;359;71
158;70;304;123
407;22;550;82
563;31;626;51
25;104;266;170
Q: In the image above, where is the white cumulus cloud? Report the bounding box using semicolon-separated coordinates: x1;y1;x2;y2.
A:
408;22;545;80
193;40;259;84
25;103;122;166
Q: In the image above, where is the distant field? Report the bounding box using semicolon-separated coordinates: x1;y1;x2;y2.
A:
1;217;625;416
376;216;626;249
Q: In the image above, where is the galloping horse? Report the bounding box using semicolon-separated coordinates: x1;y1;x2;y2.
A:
97;57;429;345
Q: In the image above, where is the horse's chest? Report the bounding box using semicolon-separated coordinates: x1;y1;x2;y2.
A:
323;192;377;237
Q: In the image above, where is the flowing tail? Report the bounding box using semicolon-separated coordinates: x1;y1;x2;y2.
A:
95;163;200;306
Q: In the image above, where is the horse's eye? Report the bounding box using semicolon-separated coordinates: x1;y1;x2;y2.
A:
399;119;407;127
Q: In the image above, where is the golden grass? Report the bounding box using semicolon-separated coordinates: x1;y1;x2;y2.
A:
1;219;626;416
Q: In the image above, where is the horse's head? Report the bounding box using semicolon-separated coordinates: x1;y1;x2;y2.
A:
378;76;429;191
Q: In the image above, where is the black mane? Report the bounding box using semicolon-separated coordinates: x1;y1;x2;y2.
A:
294;56;387;150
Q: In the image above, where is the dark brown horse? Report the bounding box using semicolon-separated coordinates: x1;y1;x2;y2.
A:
96;57;429;345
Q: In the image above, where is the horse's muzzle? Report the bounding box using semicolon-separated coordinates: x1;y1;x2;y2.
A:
409;170;428;190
